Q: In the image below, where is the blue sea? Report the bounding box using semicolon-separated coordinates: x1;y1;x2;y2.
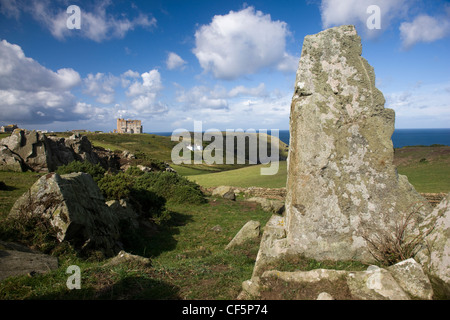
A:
148;128;450;149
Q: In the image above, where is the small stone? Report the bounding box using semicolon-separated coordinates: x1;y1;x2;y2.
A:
317;292;334;300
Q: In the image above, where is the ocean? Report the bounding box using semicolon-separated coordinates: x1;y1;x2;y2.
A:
148;128;450;149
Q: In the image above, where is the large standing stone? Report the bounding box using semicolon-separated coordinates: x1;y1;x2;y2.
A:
9;172;122;257
270;25;431;264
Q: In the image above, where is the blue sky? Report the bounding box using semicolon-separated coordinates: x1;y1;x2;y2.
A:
0;0;449;133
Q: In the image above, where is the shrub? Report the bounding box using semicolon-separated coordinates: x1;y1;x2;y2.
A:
125;166;145;176
56;161;106;182
135;171;205;205
97;173;135;201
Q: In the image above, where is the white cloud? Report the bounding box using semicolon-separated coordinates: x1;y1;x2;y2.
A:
228;83;268;98
166;52;187;70
193;6;296;80
176;85;229;110
400;14;450;48
0;39;92;124
124;69;167;115
83;73;119;104
320;0;409;35
3;0;157;42
0;0;20;19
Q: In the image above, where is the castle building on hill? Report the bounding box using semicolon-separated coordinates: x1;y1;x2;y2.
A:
0;124;18;133
116;118;143;134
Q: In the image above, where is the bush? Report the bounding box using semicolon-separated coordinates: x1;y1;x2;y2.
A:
135;171;205;205
97;173;135;201
56;161;106;182
125;166;145;176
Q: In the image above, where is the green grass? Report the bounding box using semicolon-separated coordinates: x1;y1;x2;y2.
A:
0;172;43;217
186;161;287;188
85;133;177;162
0;197;272;300
187;146;450;193
394;146;450;193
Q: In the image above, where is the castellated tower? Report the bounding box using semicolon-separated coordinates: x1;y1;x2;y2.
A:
116;118;143;134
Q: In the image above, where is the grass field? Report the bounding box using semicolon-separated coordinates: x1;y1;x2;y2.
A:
186;146;450;193
186;161;288;188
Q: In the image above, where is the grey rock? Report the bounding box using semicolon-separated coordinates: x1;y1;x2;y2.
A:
387;258;434;300
0;129;101;172
9;172;122;257
263;25;431;264
106;199;140;230
417;192;450;296
104;250;151;267
0;241;58;281
246;197;285;214
317;292;334;300
212;186;236;201
225;220;260;250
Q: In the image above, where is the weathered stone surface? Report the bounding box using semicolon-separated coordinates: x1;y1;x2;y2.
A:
241;264;420;300
346;266;410;300
252;215;287;277
104;250;151;267
387;258;434;300
0;241;58;281
417;192;450;296
317;292;334;300
212;186;236;200
0;145;25;172
0;130;101;172
106;199;140;230
225;220;260;250
271;25;431;263
9;172;122;257
246;197;285;214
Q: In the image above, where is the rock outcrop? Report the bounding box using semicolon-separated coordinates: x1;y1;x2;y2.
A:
0;130;102;172
9;172;124;257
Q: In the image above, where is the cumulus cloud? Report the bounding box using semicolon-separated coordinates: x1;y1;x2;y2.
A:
0;39;91;124
176;85;229;110
400;13;450;48
320;0;409;35
83;73;119;104
193;6;297;80
124;69;167;115
175;82;284;114
1;0;156;42
166;52;187;70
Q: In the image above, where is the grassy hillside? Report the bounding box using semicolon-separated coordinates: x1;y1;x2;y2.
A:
187;161;288;188
394;145;450;193
187;146;450;193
